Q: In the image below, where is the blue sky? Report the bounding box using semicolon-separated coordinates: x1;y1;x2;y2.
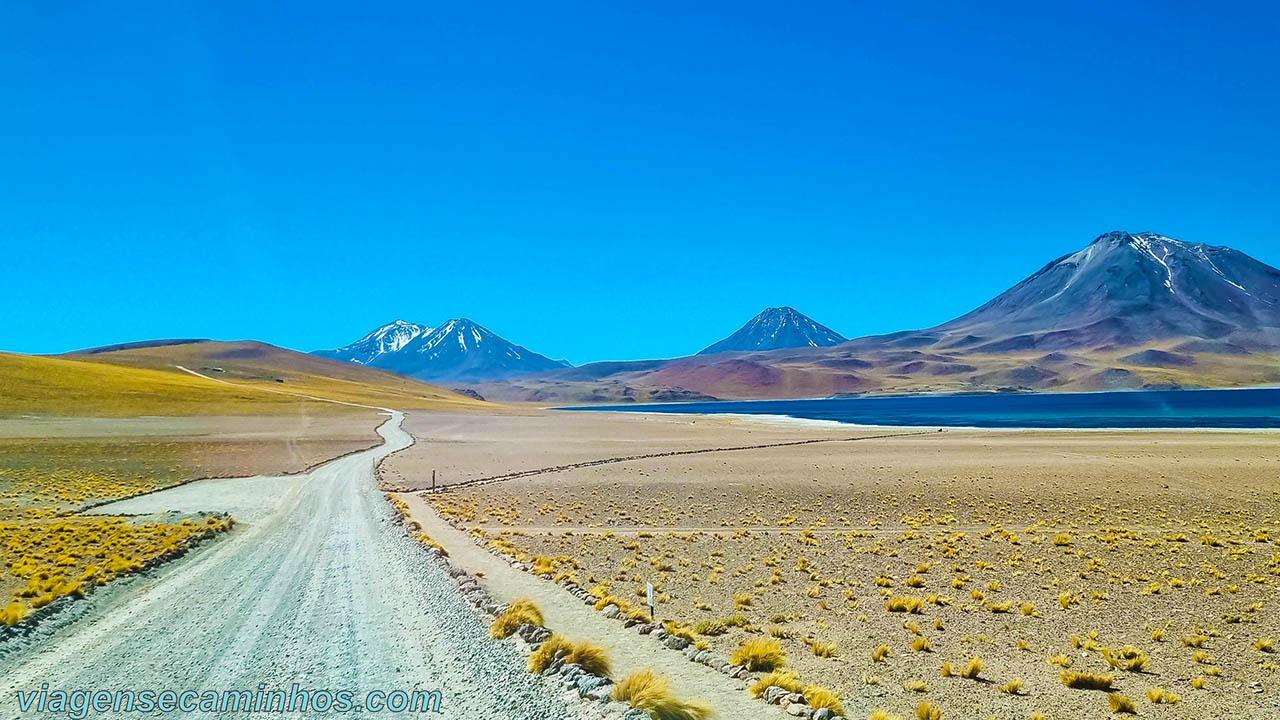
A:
2;1;1277;365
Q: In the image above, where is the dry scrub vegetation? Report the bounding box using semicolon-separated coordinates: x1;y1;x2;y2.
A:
0;434;265;626
426;433;1280;719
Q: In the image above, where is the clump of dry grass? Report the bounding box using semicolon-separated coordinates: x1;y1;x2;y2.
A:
1107;694;1137;714
0;601;30;626
1060;671;1113;690
885;596;925;613
802;685;843;716
1255;638;1275;653
903;679;929;692
1147;687;1180;704
663;621;697;643
809;640;838;658
611;669;712;720
694;619;727;636
911;636;932;653
1102;645;1149;672
730;637;785;671
749;670;802;697
945;657;982;679
871;644;891;662
490;598;544;639
870;711;904;720
915;702;942;720
1000;678;1024;695
527;634;611;676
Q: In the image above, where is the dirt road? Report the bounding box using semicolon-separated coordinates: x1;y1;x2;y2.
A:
0;413;574;719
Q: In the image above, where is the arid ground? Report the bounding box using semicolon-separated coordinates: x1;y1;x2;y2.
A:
388;409;1280;719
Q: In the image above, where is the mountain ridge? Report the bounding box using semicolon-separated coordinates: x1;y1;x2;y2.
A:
699;306;846;355
315;318;569;382
466;230;1280;402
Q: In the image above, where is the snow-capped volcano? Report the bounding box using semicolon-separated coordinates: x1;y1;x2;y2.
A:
314;319;431;366
908;231;1280;351
315;318;569;381
699;306;846;354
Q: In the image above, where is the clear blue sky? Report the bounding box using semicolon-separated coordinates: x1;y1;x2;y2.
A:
2;2;1277;365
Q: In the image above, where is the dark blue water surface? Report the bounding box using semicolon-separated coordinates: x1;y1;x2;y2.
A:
561;388;1280;428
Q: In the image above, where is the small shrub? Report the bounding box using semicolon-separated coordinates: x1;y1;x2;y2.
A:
870;711;904;720
959;657;982;679
663;621;697;643
886;596;924;613
1000;678;1024;695
0;601;29;626
1107;694;1137;714
871;644;891;662
694;619;727;636
749;670;802;698
802;685;843;716
1047;654;1071;667
911;636;932;653
1255;638;1276;653
1147;687;1179;704
903;679;929;692
490;598;544;639
915;702;942;720
730;637;785;671
1060;671;1113;690
612;669;712;720
527;634;611;676
810;641;838;658
1102;646;1148;672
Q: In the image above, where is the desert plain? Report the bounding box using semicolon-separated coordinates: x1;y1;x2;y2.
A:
384;408;1280;719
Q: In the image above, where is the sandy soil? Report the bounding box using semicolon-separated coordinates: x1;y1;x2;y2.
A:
0;414;576;719
397;409;1280;720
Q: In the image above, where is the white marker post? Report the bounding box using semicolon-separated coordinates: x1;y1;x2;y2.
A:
645;582;655;621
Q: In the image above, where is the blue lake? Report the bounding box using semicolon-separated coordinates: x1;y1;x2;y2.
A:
561;388;1280;429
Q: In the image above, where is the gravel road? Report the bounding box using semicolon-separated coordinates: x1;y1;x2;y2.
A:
0;412;575;719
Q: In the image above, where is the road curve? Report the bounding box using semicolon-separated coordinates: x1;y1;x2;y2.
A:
0;412;574;719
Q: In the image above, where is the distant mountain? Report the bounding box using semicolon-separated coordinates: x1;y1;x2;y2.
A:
699;306;846;354
315;318;569;381
314;320;431;366
473;231;1280;402
862;231;1280;353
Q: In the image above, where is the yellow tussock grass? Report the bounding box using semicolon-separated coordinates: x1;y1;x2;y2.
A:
490;598;543;639
612;669;712;720
730;637;785;671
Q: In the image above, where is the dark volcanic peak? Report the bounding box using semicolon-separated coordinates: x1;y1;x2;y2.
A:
315;318;568;381
314;319;431;366
699;306;846;355
928;231;1280;351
